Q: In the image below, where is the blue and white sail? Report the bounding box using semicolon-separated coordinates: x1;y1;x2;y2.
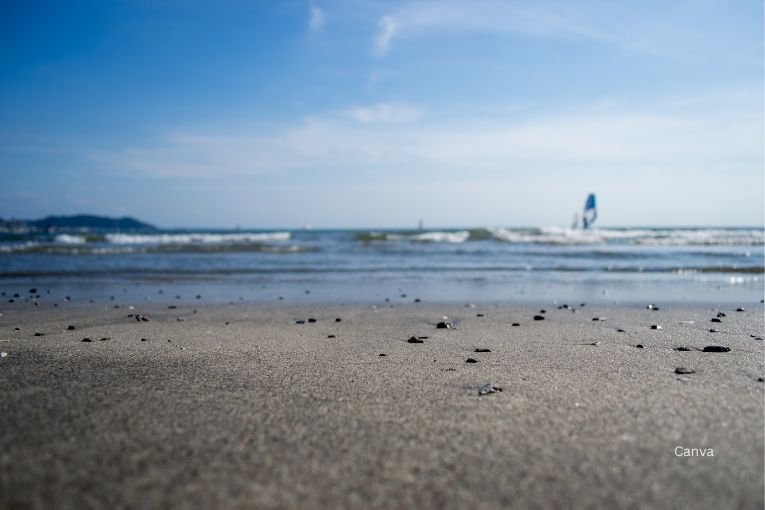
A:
582;193;597;229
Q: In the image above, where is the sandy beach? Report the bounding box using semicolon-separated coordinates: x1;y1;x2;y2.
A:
1;299;763;509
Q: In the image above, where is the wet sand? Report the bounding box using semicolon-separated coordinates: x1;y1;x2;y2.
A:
1;301;763;509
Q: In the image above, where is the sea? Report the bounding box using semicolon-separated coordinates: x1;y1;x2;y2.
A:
0;227;763;306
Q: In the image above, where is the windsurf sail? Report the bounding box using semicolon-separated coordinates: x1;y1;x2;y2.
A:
582;193;597;229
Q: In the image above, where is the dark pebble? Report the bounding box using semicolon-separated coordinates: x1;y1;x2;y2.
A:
539;309;546;314
647;304;659;310
407;336;424;343
710;318;721;323
709;329;718;333
758;377;764;382
717;312;726;317
379;354;387;357
418;336;429;340
99;337;110;341
650;325;662;330
675;347;693;351
33;332;44;337
476;313;485;317
466;358;478;363
636;344;644;348
308;318;317;323
13;293;20;298
474;348;491;353
196;295;202;299
141;338;148;342
592;317;606;321
736;308;745;312
168;305;177;309
28;288;37;293
512;323;520;327
14;327;20;331
414;298;421;303
675;367;695;375
436;321;453;329
616;329;626;333
335;318;342;322
296;320;305;324
327;335;336;339
67;325;76;330
81;338;92;342
533;315;545;321
702;345;730;353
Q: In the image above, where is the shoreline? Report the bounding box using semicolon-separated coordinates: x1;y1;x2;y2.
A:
1;301;763;509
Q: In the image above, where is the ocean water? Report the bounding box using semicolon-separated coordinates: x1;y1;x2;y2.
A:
0;227;763;305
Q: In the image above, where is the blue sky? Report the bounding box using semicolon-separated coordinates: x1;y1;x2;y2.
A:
1;0;762;228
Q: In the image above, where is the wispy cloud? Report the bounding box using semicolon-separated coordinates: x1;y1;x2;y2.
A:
309;4;325;31
372;0;611;56
98;91;761;184
347;103;422;123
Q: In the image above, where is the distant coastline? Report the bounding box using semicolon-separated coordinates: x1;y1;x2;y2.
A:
0;215;156;233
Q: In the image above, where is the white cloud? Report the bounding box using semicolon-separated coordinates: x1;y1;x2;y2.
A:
309;5;325;31
374;15;397;55
347;103;422;123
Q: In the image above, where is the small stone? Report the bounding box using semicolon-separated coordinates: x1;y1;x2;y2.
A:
379;353;386;357
647;304;659;310
650;325;662;330
717;312;726;317
407;336;424;344
478;383;503;396
736;308;745;312
466;358;478;363
418;336;429;340
758;377;764;382
82;338;92;342
476;313;485;317
709;329;718;333
67;325;76;330
141;338;148;342
168;305;177;310
592;317;606;321
196;295;202;299
616;329;626;333
512;323;520;327
702;345;730;353
307;318;317;323
533;315;545;321
176;317;185;322
335;318;342;322
99;337;110;341
414;298;421;303
296;320;305;324
14;327;20;331
33;332;44;337
675;367;695;375
327;335;336;339
474;348;491;353
710;318;721;323
539;309;546;314
636;344;644;348
675;347;693;351
589;341;601;346
436;321;453;329
28;288;37;293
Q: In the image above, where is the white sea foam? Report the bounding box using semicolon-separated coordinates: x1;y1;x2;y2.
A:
489;227;764;246
104;232;291;244
387;231;470;243
54;234;87;244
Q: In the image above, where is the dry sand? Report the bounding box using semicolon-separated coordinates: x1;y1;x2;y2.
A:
0;300;763;509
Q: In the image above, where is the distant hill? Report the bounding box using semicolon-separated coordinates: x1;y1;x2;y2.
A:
0;215;157;232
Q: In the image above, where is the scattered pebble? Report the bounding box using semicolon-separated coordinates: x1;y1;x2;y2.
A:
709;329;718;333
141;338;148;342
99;337;110;342
67;325;76;330
758;377;764;383
710;318;722;323
650;325;662;330
308;318;317;323
407;336;424;344
414;298;421;303
168;305;177;310
588;341;601;346
592;317;606;322
533;315;545;321
327;335;336;339
717;312;726;318
476;313;485;318
647;304;659;310
478;383;503;396
736;307;745;312
466;358;478;363
436;321;453;329
511;323;520;327
616;329;626;333
675;367;695;375
296;320;305;324
702;345;730;353
81;338;92;342
675;347;693;351
474;348;491;353
335;318;342;322
636;344;644;348
33;332;44;337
